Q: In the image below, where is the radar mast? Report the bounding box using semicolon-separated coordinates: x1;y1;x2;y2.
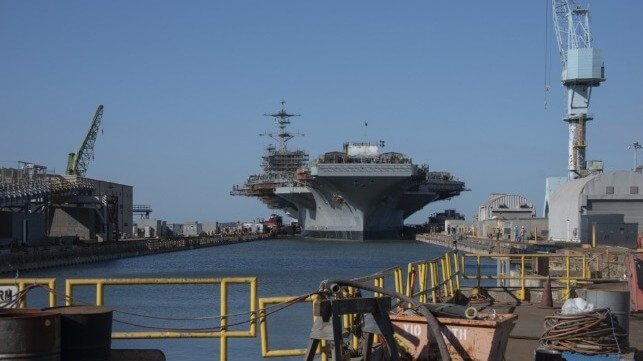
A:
261;100;303;151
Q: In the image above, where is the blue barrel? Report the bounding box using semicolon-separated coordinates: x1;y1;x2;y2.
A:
0;309;61;361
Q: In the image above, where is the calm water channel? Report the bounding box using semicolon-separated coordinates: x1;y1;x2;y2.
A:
20;238;495;361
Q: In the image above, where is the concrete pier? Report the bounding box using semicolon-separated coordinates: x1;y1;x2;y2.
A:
416;233;534;253
0;234;269;274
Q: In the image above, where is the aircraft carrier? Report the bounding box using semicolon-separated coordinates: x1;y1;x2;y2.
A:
231;103;466;240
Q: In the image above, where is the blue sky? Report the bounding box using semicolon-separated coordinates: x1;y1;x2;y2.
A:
1;1;642;223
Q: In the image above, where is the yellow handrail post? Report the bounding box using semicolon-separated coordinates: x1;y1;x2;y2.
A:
48;280;56;307
405;264;414;297
453;252;460;291
424;263;430;303
592;224;596;248
65;280;72;306
430;262;437;303
18;282;26;308
259;299;268;357
440;258;448;298
476;255;481;294
565;256;571;299
250;278;257;336
220;280;228;361
535;226;538;242
394;268;403;295
445;254;454;297
520;256;526;301
582;255;587;279
96;282;104;306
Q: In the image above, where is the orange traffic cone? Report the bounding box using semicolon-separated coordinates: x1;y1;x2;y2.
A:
540;275;553;308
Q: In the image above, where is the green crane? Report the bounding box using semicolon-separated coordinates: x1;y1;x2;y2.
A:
65;105;104;177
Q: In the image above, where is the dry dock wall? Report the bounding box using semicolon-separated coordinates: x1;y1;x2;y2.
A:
0;234;269;274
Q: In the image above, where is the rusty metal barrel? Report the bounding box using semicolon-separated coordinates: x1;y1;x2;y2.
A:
0;309;61;361
45;306;113;361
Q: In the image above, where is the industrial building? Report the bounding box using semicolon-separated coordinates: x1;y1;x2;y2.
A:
474;194;547;240
0;106;135;245
182;221;202;237
0;164;133;244
548;170;643;245
134;218;167;238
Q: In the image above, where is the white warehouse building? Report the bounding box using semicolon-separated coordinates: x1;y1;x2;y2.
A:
548;170;643;245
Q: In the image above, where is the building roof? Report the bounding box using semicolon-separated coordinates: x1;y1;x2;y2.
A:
478;193;535;221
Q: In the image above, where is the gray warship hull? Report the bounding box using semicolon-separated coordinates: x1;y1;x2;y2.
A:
275;163;465;241
231;103;465;241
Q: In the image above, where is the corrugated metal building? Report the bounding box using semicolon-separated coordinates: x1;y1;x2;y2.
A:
548;170;643;245
478;194;536;221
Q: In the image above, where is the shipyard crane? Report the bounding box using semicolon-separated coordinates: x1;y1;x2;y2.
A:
65;105;104;177
551;0;605;179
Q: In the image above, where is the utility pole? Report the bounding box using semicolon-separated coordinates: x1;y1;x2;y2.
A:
629;142;641;170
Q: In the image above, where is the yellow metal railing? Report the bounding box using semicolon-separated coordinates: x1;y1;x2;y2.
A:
461;253;591;300
406;251;460;303
5;249;614;360
0;278;56;307
257;266;404;359
65;277;256;361
258;295;324;359
352;265;404;296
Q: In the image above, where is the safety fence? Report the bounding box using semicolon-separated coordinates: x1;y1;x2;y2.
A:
461;253;594;300
0;249;611;360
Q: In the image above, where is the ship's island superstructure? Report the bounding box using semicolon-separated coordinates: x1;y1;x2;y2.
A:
231;103;466;240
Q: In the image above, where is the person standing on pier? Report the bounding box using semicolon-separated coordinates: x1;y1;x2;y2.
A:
514;225;520;242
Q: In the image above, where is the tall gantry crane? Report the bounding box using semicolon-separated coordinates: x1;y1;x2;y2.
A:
551;0;605;179
65;105;104;177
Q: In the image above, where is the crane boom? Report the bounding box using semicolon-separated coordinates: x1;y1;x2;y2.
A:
551;0;604;179
65;105;104;177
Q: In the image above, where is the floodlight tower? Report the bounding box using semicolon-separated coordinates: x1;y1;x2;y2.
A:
552;0;605;179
